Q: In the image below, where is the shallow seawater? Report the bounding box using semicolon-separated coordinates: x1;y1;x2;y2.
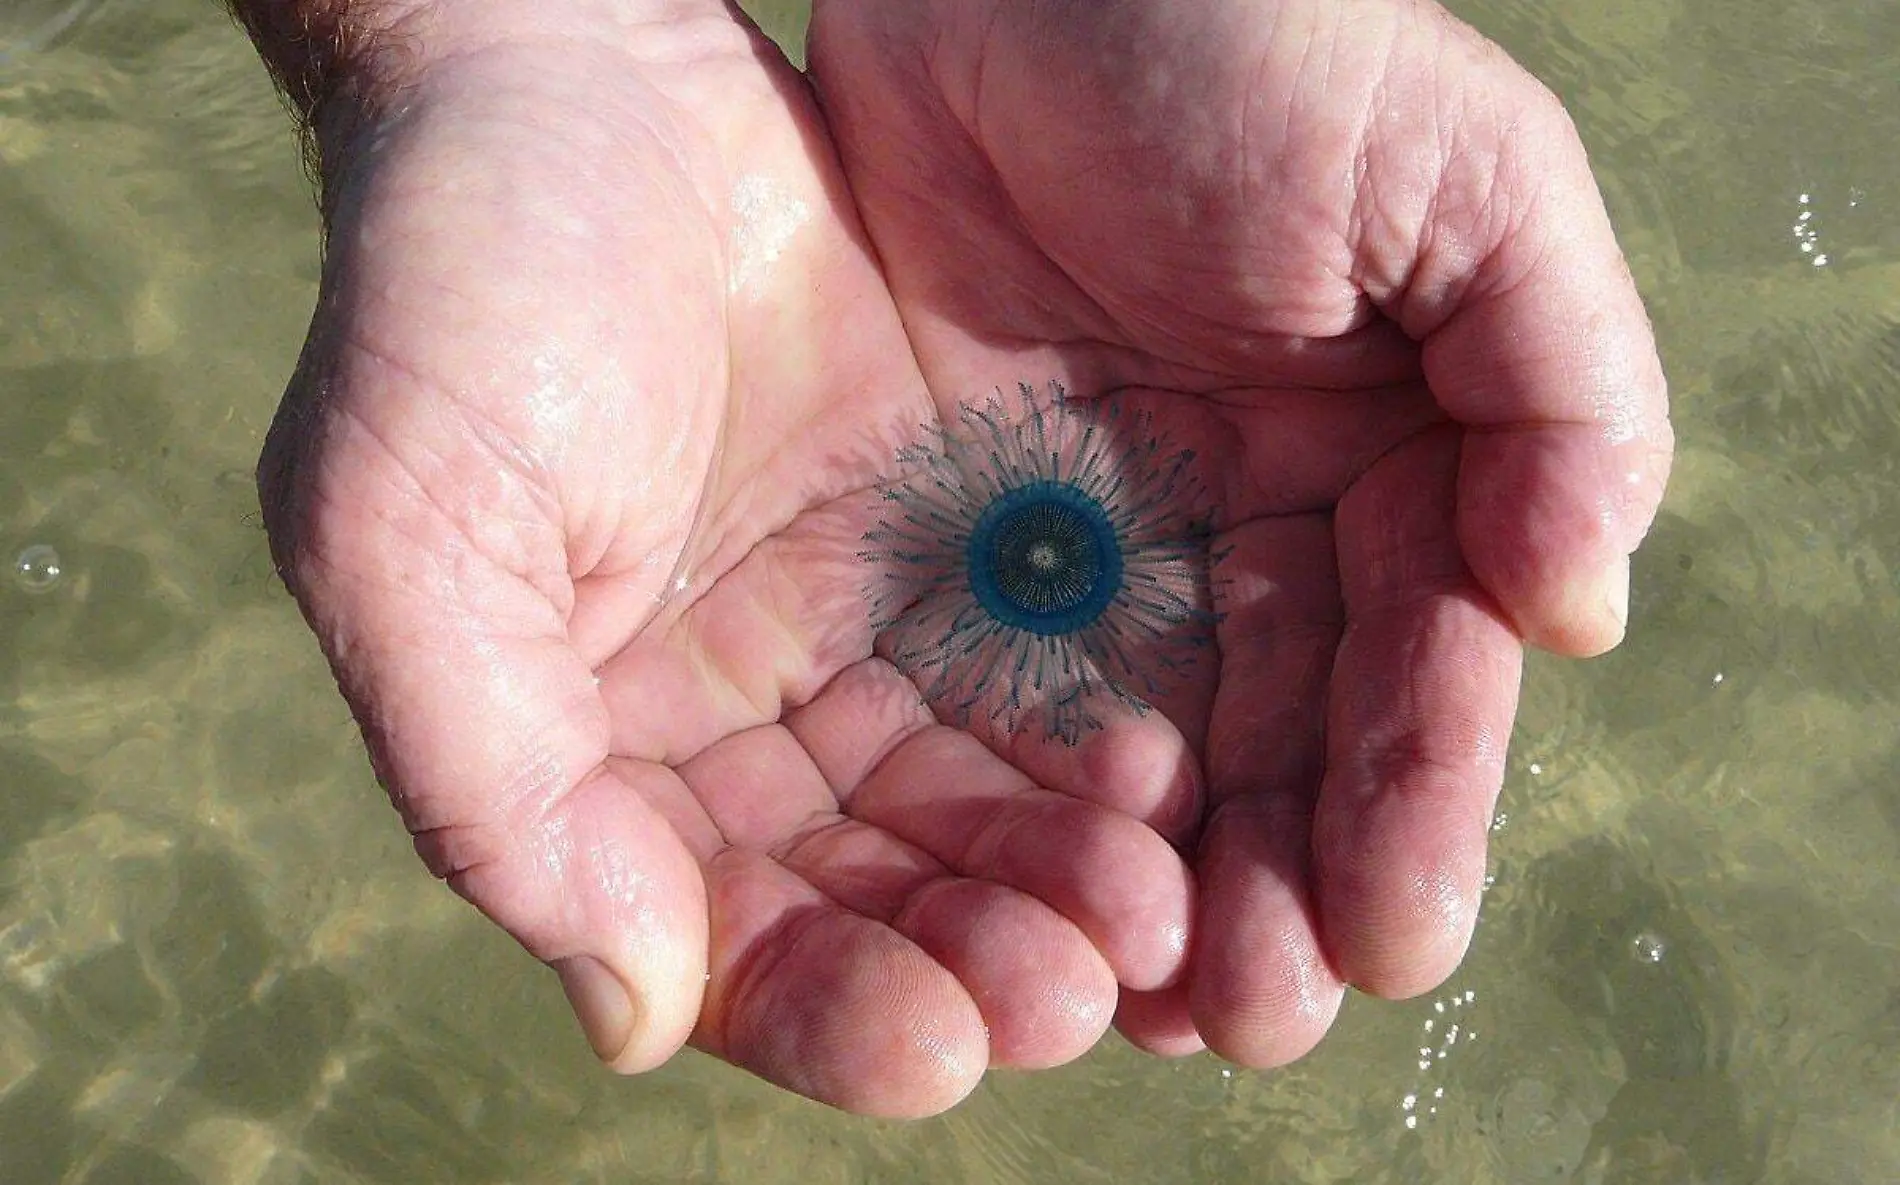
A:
2;0;1897;1181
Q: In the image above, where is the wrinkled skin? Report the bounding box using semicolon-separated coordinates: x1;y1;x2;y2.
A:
255;0;1671;1116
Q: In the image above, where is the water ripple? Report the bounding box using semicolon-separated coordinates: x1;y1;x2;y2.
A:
0;0;108;66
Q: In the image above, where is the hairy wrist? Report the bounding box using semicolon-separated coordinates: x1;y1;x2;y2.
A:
226;1;438;111
222;0;438;183
224;0;753;177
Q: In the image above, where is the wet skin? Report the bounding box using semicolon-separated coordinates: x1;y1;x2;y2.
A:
247;0;1672;1115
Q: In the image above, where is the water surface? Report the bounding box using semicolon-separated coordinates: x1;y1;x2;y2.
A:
2;0;1896;1181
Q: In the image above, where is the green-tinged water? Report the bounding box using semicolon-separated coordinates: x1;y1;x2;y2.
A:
2;0;1896;1181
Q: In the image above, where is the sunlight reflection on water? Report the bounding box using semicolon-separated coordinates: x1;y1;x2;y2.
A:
1;0;1898;1181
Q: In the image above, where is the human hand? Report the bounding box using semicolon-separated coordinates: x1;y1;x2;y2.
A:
241;0;1669;1117
807;0;1672;1065
245;0;1192;1117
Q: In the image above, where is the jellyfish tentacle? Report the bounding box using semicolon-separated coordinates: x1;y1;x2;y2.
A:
863;381;1218;745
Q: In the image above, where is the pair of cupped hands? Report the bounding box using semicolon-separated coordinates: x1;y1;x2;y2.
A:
250;0;1671;1115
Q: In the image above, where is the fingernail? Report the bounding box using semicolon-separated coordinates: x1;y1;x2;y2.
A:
1602;554;1630;632
555;955;635;1066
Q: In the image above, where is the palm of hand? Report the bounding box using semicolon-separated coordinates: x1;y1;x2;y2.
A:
264;0;1666;1118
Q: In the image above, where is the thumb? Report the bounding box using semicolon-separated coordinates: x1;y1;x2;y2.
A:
259;351;708;1073
1380;41;1672;656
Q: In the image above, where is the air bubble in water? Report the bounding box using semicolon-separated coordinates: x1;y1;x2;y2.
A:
13;544;63;593
1631;930;1667;965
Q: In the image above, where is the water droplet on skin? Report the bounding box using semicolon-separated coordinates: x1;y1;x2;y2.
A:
12;544;62;593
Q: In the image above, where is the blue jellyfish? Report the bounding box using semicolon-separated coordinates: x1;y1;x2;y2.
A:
861;380;1218;744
